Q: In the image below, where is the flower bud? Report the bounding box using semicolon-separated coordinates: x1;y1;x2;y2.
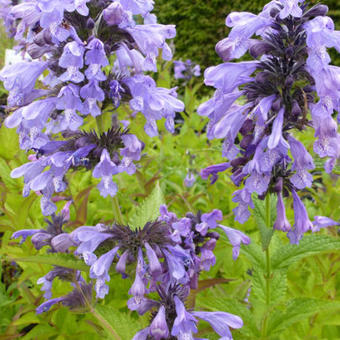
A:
103;2;124;26
249;41;273;58
86;18;95;29
240;119;254;135
304;4;328;18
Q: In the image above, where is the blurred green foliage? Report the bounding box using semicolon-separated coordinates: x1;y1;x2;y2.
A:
154;0;340;68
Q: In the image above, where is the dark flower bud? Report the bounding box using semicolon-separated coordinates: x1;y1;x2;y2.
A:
206;231;220;240
291;100;302;116
271;97;282;112
240;119;254;135
86;18;95;29
255;72;267;84
231;157;248;168
249;41;273;59
274;177;283;193
303;4;328;18
303;85;314;93
270;7;280;18
240;135;254;150
285;46;295;58
185;212;195;219
33;29;52;46
285;75;294;88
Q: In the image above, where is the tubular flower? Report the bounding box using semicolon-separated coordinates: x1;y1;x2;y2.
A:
199;0;340;243
132;284;243;340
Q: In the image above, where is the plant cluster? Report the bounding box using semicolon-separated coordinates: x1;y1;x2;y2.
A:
0;0;339;339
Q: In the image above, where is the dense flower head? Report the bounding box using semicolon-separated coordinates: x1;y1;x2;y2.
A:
199;0;340;243
71;218;186;298
0;0;184;216
132;283;243;339
10;126;143;214
70;205;250;299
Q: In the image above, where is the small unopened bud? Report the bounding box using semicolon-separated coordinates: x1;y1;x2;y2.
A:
274;177;283;193
249;41;273;58
240;135;254;150
285;75;294;88
285;46;295;58
304;4;328;18
231;157;248;168
240;119;254;135
291;100;302;116
271;97;282;112
86;18;95;29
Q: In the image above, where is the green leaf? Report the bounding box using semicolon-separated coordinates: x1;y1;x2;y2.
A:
95;305;146;339
8;253;89;272
250;268;287;306
271;235;340;270
267;298;340;335
253;195;276;251
240;241;265;269
129;182;165;230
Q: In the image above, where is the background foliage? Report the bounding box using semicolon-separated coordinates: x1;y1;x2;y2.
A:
0;2;340;339
154;0;340;68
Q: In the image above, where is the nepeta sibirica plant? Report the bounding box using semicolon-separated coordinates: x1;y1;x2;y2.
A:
199;0;340;244
0;0;184;215
28;203;247;338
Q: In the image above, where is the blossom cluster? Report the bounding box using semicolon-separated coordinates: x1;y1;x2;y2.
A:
199;0;340;243
13;204;248;338
173;59;201;81
0;0;184;214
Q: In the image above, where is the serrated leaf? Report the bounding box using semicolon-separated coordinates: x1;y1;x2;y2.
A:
129;182;165;230
250;268;287;306
267;298;340;335
95;305;146;339
271;235;340;270
253;195;276;251
240;241;265;269
8;253;89;272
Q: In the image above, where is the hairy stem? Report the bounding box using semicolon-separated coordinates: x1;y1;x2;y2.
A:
112;195;124;225
74;280;121;340
261;195;272;338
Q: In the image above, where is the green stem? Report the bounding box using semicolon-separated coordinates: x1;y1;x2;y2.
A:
261;195;272;338
96;115;105;134
112;195;124;225
74;280;121;340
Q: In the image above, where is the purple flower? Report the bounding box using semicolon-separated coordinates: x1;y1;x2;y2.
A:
92;149;120;197
149;306;169;340
287;190;314;244
0;61;48;107
200;162;230;184
184;172;196;187
192;311;243;338
273;193;291;232
218;225;251;260
58;41;85;83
